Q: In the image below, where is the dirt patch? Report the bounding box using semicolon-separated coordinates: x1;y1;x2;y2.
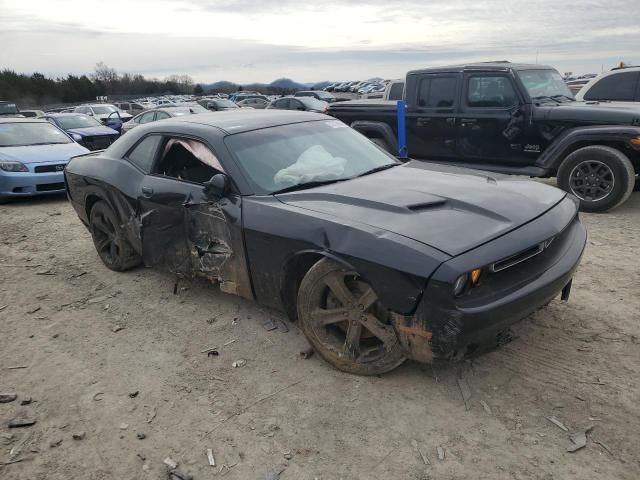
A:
1;191;639;479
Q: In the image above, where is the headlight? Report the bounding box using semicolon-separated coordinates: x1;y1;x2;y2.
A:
0;161;28;172
71;133;83;142
453;268;483;297
453;273;468;296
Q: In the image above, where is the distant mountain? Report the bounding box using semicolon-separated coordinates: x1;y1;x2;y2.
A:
200;78;340;94
269;78;307;90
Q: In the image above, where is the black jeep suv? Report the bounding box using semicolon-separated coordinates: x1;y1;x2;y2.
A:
328;63;640;212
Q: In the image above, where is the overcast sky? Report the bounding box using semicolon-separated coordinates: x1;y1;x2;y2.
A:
1;0;638;83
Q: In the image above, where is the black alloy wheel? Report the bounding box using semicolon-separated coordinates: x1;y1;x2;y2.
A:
297;258;406;375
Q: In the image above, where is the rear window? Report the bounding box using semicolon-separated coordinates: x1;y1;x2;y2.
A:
418;76;457;109
126;135;162;172
0;102;19;115
388;82;404;100
584;71;639;101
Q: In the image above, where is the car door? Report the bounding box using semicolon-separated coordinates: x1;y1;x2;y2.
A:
405;74;460;160
137;135;236;281
457;72;525;165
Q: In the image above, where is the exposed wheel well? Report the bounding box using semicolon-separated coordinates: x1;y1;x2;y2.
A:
85;194;103;222
280;252;326;322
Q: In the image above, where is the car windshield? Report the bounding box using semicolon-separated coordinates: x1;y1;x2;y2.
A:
0;122;72;147
56;114;102;129
215;99;237;108
225;120;399;194
298;97;328;110
92;105;118;115
517;69;574;101
314;91;335;100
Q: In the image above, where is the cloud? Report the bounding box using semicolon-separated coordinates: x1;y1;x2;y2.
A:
0;0;638;82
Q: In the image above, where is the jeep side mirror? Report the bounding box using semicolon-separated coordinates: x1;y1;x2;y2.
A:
203;173;229;199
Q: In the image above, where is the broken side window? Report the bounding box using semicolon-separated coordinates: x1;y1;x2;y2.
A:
155;137;224;184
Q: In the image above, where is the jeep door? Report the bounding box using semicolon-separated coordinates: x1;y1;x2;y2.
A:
456;72;528;165
405;74;460;160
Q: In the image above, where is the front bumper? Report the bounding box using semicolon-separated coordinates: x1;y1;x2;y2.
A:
392;196;587;362
0;161;67;199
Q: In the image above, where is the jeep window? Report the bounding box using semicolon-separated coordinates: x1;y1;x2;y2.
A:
517;69;573;101
583;71;639;102
388;82;404;100
418;77;457;109
126;135;162;173
467;76;517;108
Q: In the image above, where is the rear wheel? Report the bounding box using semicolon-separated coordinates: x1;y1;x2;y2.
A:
557;145;635;212
89;201;141;271
297;258;406;375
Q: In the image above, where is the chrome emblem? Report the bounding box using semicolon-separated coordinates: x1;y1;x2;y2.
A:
55;165;65;171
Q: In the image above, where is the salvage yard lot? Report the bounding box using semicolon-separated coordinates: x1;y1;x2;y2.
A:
1;190;639;479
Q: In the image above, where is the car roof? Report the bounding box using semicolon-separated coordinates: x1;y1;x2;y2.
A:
408;62;555;75
168;110;330;134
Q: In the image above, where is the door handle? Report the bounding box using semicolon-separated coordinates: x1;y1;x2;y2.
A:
141;186;154;197
460;118;477;127
445;117;456;125
416;117;431;126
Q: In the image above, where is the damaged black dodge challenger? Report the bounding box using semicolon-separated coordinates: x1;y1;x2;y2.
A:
65;110;587;375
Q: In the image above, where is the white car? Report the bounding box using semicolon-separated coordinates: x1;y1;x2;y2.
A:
73;104;133;124
575;67;640;102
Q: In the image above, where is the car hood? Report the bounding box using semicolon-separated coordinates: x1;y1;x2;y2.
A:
67;125;120;136
0;142;89;164
539;101;640;125
275;162;566;257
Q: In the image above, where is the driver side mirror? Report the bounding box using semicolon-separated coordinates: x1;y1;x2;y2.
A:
203;173;229;199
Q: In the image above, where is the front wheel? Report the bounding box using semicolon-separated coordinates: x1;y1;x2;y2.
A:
557;145;635;212
297;258;406;375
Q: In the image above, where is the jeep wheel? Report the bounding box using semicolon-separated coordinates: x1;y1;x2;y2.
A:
90;201;141;271
557;145;635;212
297;258;406;375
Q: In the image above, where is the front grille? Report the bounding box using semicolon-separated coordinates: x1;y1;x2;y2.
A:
34;164;65;173
83;135;115;151
36;182;65;192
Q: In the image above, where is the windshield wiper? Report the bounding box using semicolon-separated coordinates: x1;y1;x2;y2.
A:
531;95;561;104
271;179;346;195
356;163;398;178
551;94;575;102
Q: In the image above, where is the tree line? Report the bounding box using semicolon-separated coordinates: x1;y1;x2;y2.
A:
0;62;195;107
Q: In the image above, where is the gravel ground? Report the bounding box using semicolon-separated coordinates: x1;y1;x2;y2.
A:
1;189;639;480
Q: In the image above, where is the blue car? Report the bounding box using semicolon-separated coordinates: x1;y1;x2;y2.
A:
44;113;120;151
0;118;89;202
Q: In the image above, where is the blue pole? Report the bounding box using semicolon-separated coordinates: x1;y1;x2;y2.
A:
396;100;408;159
